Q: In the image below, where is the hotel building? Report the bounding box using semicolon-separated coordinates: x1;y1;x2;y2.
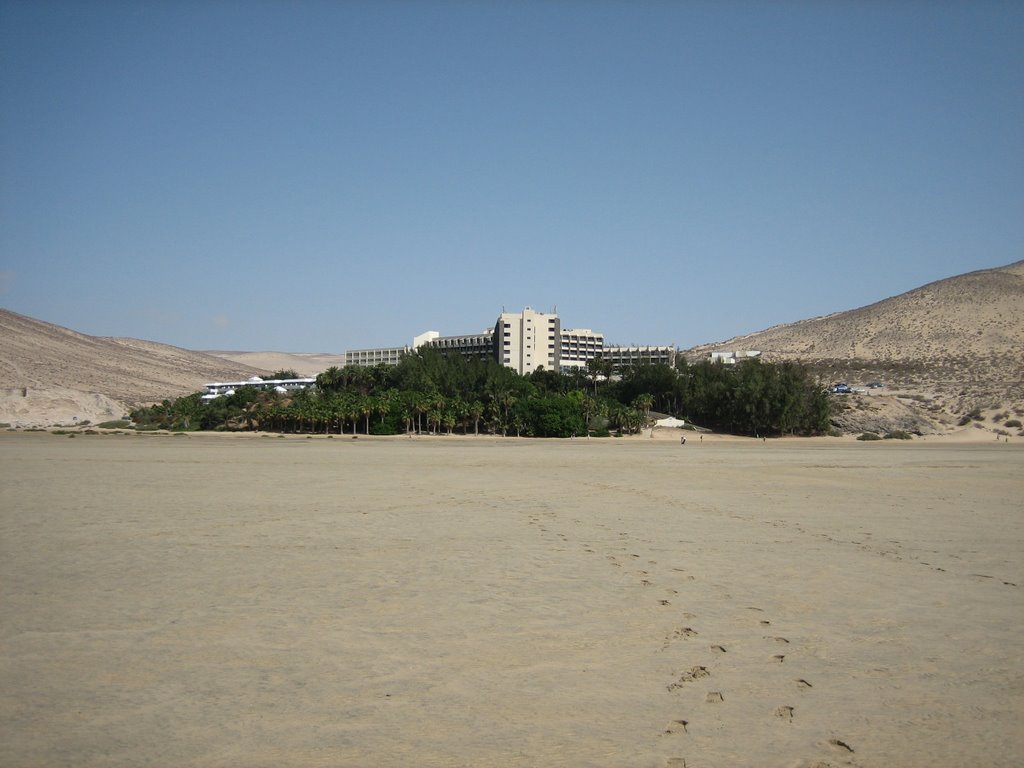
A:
345;307;676;376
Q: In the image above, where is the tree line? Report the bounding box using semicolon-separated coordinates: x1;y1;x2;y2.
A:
130;352;830;438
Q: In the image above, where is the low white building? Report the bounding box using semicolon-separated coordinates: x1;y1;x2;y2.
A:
709;350;762;364
201;376;315;401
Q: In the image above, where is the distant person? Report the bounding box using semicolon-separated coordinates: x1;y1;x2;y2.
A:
680;435;686;445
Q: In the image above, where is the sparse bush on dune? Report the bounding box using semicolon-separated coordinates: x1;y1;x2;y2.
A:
1005;419;1022;428
857;432;882;441
884;430;914;440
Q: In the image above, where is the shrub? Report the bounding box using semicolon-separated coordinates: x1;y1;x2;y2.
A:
1005;419;1022;428
958;409;985;426
857;432;882;441
96;420;131;429
884;430;913;440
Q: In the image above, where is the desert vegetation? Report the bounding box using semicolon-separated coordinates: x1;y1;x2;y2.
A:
129;351;830;438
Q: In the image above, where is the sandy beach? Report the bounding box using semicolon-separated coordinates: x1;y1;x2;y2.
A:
1;431;1021;767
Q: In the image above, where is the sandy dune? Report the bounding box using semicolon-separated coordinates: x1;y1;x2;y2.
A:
1;433;1020;767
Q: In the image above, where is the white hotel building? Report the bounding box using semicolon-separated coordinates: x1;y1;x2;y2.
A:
346;307;675;376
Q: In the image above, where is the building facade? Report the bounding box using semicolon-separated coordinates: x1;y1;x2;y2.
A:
423;330;495;362
557;327;605;372
604;345;676;370
346;345;409;367
344;306;677;376
494;307;560;376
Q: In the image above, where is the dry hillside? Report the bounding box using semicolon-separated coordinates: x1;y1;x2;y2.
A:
689;260;1024;435
0;309;269;426
204;350;347;378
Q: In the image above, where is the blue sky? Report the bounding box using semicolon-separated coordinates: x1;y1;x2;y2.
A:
2;1;1021;353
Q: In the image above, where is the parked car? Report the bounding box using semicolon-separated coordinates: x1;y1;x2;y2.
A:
867;382;883;389
831;383;852;394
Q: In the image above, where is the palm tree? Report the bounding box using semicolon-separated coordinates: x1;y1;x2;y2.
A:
586;357;613;396
467;400;484;436
441;410;457;436
359;395;373;435
581;395;599;438
375;389;398;427
418;393;433;435
317;366;344;394
399;391;417;434
633;393;654;421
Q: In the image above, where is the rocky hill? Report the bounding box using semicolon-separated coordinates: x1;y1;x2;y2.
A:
0;309;269;426
688;260;1024;436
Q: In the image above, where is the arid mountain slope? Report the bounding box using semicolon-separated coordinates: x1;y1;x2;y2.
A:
688;264;1024;436
0;309;268;425
689;261;1024;426
694;261;1023;362
204;350;347;378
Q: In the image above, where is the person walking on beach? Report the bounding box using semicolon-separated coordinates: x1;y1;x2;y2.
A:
680;435;686;445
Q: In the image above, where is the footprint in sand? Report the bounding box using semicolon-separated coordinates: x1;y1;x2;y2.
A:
765;636;790;644
661;626;698;650
827;738;854;753
705;691;724;703
773;654;786;663
774;705;794;721
796;678;813;688
663;719;688;735
675;666;710;686
710;645;727;653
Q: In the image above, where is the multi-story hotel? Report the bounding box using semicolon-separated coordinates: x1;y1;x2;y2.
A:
494;307;560;375
345;307;675;376
558;327;605;372
603;345;677;369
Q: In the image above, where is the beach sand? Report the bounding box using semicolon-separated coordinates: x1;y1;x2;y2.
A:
1;431;1021;767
